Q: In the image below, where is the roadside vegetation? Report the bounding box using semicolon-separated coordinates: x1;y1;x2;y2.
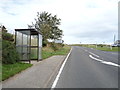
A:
2;27;19;64
71;44;119;52
42;44;71;59
87;45;119;52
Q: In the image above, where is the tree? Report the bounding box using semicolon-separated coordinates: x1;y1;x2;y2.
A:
28;11;63;46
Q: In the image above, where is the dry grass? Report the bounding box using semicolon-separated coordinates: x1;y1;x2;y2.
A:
42;45;71;59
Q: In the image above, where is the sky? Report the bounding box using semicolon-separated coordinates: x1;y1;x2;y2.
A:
0;0;119;44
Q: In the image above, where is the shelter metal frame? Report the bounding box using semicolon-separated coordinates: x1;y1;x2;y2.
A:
15;29;42;63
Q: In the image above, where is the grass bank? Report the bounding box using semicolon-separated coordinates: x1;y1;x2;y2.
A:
2;63;32;81
42;45;71;59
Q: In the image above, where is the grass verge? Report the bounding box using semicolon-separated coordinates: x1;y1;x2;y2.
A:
2;63;32;81
74;44;119;52
42;45;71;59
94;46;119;52
86;45;119;52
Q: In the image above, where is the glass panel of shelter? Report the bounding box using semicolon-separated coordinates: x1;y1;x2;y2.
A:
38;34;42;60
30;35;38;60
16;31;22;60
30;48;38;59
16;30;30;61
31;35;38;46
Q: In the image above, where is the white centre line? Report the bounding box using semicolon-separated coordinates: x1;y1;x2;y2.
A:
85;50;88;52
89;55;120;67
51;48;72;89
83;48;100;58
89;55;102;62
89;52;100;58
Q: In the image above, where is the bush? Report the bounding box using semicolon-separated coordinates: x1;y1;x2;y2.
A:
42;40;47;47
2;29;14;41
50;42;58;51
97;44;103;47
2;32;14;42
2;40;20;64
2;27;20;64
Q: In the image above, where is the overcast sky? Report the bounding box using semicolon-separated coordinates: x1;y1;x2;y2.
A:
0;0;119;44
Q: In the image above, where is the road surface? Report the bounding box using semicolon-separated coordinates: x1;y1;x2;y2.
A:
54;46;119;88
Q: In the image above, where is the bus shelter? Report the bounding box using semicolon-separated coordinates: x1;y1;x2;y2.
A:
15;29;42;63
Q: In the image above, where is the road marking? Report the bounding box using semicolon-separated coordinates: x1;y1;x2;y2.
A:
85;50;88;52
83;48;100;58
51;48;72;89
89;52;99;58
89;55;102;62
89;55;120;67
102;61;120;67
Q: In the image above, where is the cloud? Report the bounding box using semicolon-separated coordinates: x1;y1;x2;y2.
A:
0;0;118;44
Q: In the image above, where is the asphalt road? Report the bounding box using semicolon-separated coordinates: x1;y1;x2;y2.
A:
55;46;119;88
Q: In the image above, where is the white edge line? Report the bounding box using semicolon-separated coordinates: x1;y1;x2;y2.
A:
51;48;72;89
